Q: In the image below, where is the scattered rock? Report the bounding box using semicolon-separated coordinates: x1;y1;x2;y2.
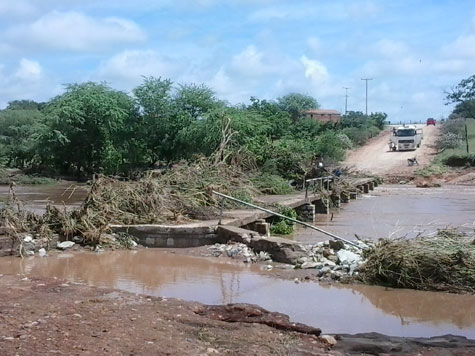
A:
208;238;369;283
23;235;33;243
329;240;345;251
99;234;119;246
38;248;47;257
300;261;319;269
320;334;337;346
207;243;271;263
57;241;75;250
337;250;361;265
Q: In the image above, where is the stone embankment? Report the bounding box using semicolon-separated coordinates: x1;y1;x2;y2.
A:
207;235;367;282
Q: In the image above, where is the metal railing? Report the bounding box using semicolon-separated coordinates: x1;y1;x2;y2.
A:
212;190;363;249
304;176;334;199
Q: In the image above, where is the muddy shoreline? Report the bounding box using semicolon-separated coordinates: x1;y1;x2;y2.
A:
1;274;474;356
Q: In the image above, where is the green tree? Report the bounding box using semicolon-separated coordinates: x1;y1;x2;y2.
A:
38;82;136;176
277;93;319;123
248;97;292;139
133;78;224;162
0;105;44;167
453;100;475;119
446;74;475;118
174;83;222;120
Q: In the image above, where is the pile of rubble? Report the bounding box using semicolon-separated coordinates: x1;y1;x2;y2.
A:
296;239;367;281
11;232;138;258
207;242;272;263
208;239;368;281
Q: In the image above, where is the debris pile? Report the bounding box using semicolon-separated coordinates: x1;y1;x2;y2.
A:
357;229;475;293
295;240;367;281
0;158;259;252
207;242;272;263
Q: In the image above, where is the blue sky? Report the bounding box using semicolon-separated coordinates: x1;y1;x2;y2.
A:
1;0;475;122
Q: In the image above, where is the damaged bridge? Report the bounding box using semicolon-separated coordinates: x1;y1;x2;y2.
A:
110;177;379;259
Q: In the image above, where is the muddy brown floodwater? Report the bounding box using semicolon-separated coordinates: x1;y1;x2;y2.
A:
0;249;474;339
291;184;475;243
0;182;87;214
1;183;475;340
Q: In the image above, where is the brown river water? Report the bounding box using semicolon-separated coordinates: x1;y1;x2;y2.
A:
293;184;475;243
0;249;474;338
0;183;474;338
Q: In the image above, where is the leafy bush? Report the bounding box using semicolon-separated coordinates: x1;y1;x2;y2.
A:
251;173;294;195
337;133;353;149
441;118;465;136
443;154;475;167
436;132;462;149
270;206;297;235
270;220;294;234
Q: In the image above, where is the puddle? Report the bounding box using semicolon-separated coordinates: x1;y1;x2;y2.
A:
0;249;474;338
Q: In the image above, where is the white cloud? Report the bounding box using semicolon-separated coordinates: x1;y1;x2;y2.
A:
97;50;180;87
0;59;57;108
300;56;329;83
443;33;475;59
230;45;266;76
249;2;381;22
6;11;146;52
15;58;42;80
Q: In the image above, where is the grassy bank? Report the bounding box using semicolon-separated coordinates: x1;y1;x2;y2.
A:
417;118;475;177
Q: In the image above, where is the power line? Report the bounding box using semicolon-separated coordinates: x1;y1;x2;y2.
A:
361;78;373;116
343;87;350;114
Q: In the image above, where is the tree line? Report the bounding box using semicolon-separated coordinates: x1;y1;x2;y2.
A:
0;77;387;180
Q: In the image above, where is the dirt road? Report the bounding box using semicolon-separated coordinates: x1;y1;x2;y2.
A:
343;125;439;176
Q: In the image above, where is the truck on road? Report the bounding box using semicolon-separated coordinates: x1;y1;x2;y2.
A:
389;125;423;151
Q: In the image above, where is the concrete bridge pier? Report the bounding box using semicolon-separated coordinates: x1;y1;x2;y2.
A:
248;219;270;237
331;195;341;208
360;184;369;193
314;198;329;214
368;181;375;190
340;192;350;203
349;191;358;200
297;203;315;223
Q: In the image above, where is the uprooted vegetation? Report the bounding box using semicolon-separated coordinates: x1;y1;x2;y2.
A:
0;158;264;247
357;229;475;293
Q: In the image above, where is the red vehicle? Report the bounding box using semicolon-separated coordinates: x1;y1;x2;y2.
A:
426;118;436;126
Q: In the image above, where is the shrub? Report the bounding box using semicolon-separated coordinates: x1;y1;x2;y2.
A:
270;206;297;235
436;132;462;149
336;133;353;149
441;118;465;136
443;154;475;167
251;173;294;195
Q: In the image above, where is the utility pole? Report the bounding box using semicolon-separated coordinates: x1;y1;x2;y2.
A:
361;78;373;116
465;117;470;154
343;87;350;114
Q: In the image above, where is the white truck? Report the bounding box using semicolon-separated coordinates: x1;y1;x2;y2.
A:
389;125;423;151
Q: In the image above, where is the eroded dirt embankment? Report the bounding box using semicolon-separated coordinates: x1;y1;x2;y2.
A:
1;274;474;356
